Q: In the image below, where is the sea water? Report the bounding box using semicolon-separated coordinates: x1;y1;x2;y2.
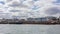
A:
0;24;59;34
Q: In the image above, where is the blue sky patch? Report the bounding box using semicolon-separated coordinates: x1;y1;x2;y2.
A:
53;0;60;5
0;1;5;5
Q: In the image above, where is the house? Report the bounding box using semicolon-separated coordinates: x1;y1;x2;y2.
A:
27;17;48;22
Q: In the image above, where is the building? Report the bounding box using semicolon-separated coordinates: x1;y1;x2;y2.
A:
27;17;48;22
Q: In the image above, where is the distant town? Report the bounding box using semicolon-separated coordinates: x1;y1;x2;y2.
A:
0;16;60;24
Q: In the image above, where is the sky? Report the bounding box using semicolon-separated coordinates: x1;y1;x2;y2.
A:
0;0;60;19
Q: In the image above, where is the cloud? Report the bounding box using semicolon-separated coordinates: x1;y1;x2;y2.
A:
0;0;60;19
45;7;60;15
7;0;60;18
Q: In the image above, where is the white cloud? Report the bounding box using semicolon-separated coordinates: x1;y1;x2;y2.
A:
0;0;60;19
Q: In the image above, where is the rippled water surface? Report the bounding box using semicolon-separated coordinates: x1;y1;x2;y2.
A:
0;24;60;34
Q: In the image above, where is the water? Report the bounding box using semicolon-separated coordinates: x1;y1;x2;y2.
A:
0;24;60;34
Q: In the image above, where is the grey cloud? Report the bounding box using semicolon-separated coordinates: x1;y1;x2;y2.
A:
45;7;60;15
8;1;20;7
9;10;21;12
8;1;28;8
0;13;12;19
6;0;13;2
